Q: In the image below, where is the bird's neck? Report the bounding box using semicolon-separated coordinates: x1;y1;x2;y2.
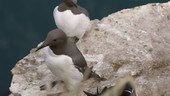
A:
49;43;67;55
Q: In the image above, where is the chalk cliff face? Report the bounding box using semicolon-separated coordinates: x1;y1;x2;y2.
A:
10;2;170;96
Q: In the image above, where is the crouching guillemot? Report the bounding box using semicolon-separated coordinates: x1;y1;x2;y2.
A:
53;0;91;41
84;82;137;96
36;29;104;92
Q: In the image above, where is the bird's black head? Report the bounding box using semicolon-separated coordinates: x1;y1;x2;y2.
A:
62;0;77;7
62;0;77;3
36;29;67;51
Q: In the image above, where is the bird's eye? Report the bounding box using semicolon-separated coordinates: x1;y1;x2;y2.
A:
53;39;57;41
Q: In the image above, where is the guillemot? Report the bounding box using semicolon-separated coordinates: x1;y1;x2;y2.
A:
53;0;91;41
84;82;137;96
36;29;104;92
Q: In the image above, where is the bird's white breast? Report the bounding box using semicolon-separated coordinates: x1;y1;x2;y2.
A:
43;47;83;90
53;6;91;39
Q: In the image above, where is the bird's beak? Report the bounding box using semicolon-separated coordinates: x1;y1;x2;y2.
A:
35;42;48;52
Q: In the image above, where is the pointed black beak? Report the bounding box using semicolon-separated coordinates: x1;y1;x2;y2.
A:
35;42;47;52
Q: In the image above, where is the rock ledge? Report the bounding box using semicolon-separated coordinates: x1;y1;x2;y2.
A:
10;2;170;96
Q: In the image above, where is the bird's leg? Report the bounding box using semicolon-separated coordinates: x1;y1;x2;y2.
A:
40;80;64;91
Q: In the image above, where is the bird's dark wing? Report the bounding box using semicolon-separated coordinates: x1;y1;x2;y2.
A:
65;38;87;73
77;5;90;17
58;2;90;17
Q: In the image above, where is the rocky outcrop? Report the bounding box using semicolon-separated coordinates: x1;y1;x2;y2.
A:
10;2;170;96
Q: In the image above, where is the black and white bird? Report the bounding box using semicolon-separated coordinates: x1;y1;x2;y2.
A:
53;0;91;41
36;29;103;92
84;82;137;96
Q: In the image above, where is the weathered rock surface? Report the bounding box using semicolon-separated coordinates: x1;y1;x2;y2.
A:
10;2;170;96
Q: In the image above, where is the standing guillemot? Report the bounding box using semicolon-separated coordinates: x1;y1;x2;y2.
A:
53;0;91;41
36;29;104;92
